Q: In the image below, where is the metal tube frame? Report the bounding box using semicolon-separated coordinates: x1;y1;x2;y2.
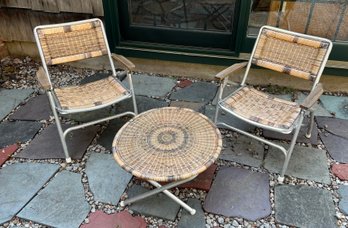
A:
48;91;136;162
216;110;305;182
213;26;332;181
120;175;197;215
34;19;139;162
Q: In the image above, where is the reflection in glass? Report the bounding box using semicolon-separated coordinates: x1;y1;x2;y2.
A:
248;0;348;42
128;0;237;33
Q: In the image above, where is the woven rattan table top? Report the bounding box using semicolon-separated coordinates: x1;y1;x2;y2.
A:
112;107;222;182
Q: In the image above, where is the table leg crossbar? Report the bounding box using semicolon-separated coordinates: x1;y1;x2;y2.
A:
120;175;197;215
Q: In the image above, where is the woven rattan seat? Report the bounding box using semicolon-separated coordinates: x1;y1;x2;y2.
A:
113;107;222;182
54;76;129;111
221;87;301;129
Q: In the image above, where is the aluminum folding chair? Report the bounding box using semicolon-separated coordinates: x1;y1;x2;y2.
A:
34;18;138;162
214;26;332;182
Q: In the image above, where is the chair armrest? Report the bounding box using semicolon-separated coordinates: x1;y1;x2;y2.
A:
215;62;248;81
36;67;51;90
300;83;324;110
111;53;135;71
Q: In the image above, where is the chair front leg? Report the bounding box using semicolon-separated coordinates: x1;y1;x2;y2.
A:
279;111;305;182
47;91;71;163
214;78;227;123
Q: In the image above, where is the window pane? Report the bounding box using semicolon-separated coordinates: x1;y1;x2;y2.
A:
248;0;348;42
128;0;237;33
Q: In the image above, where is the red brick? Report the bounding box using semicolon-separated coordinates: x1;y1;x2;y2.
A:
80;210;146;228
332;164;348;181
179;164;217;191
0;144;18;166
177;79;192;88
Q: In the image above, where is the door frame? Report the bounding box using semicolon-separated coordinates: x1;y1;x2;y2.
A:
103;0;348;72
103;0;251;63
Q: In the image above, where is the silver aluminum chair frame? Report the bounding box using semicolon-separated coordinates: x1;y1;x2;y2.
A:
34;18;138;163
214;26;332;182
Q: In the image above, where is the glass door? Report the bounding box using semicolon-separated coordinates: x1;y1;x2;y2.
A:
118;0;240;50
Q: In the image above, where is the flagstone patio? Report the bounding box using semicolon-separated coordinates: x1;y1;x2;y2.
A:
1;58;348;228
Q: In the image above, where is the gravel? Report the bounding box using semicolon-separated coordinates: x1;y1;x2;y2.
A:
1;56;348;228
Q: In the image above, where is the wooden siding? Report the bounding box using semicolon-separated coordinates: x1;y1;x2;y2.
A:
0;0;104;16
0;0;104;44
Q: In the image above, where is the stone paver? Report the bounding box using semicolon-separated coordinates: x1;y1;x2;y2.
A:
338;185;348;215
114;95;168;115
0;144;18;166
178;199;205;228
0;121;42;148
204;167;271;221
127;185;180;221
123;74;176;97
205;105;255;132
15;124;99;160
85;153;132;205
9;95;52;121
264;143;330;184
295;93;332;117
332;164;348;180
18;171;90;228
320;95;348;120
319;132;348;163
263;116;318;145
0;88;34;121
220;135;264;167
275;185;336;228
97;119;128;151
212;84;239;105
80;210;146;228
274;93;293;101
170;81;218;102
0;163;59;224
178;164;217;191
316;116;348;139
170;101;205;113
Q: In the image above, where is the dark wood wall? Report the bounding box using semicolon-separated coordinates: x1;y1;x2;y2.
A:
0;0;104;57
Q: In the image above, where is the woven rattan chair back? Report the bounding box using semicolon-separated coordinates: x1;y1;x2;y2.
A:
250;26;331;82
35;19;108;66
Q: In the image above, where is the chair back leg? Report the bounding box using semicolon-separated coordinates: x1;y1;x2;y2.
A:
127;72;138;115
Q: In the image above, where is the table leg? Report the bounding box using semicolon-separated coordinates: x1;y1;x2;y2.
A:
120;175;197;215
148;180;196;215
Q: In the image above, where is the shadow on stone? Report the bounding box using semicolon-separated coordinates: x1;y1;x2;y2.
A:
15;124;99;160
220;135;265;167
9;95;52;121
263;117;318;145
